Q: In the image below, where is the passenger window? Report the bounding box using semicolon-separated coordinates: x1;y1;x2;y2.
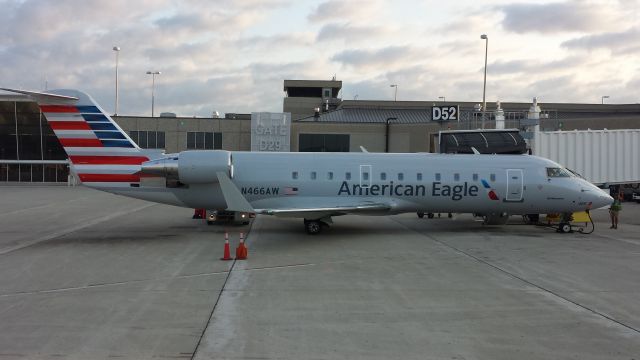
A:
398;173;404;181
380;172;387;180
363;172;369;181
346;172;351;180
292;171;298;179
417;173;422;181
473;173;478;181
454;173;460;181
435;173;441;181
490;174;496;182
311;171;316;180
328;172;333;180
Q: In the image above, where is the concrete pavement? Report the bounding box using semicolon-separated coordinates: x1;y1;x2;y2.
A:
1;186;639;359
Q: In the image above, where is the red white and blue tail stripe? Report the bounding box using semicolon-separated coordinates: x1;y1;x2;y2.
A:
1;88;151;187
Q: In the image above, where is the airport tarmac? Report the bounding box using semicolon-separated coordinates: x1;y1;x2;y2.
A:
0;186;639;359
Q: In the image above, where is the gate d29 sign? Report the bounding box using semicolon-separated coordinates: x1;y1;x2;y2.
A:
251;112;291;152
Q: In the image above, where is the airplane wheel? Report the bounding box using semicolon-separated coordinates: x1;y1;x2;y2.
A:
304;220;322;235
417;212;425;218
559;223;571;233
448;213;453;218
427;213;435;219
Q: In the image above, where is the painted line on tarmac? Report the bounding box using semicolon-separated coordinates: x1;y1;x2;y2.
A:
596;233;640;246
191;214;256;360
0;203;156;256
243;263;316;272
391;217;640;336
0;270;231;298
0;196;90;217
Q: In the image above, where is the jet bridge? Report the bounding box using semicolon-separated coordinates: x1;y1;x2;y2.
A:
438;129;527;155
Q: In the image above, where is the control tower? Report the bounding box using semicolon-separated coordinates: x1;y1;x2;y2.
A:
283;79;342;120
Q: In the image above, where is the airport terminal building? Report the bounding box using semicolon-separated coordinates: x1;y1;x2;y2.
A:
1;79;639;182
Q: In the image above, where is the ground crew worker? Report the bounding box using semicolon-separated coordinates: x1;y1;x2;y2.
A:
609;192;622;229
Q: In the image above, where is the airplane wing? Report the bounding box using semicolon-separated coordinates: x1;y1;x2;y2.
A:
255;202;391;219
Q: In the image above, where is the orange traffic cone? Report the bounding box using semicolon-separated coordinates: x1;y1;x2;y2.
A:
235;232;248;260
220;232;232;261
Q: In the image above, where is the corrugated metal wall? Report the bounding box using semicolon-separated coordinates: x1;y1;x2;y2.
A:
534;129;640;184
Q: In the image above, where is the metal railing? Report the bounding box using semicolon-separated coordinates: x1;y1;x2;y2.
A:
0;160;70;183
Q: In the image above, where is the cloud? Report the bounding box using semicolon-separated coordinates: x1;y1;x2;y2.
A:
488;56;586;75
499;1;615;34
235;33;314;50
316;23;389;42
307;0;383;23
331;46;417;69
0;0;638;116
562;27;640;54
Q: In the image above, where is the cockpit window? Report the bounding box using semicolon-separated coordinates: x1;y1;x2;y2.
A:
567;168;584;179
546;167;572;178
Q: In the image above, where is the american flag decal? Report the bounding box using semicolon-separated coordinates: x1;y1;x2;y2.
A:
283;187;298;195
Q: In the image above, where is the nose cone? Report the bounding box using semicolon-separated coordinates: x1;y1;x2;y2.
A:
590;188;614;209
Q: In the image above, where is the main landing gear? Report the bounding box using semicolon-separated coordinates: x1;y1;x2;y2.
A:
303;218;331;234
417;212;452;219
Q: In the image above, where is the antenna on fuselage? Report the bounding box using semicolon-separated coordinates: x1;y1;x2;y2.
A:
471;147;481;155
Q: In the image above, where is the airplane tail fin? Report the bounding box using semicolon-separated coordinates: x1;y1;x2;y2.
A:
1;88;150;187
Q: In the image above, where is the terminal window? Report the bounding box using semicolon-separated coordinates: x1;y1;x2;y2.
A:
187;132;222;150
130;131;165;149
299;134;349;152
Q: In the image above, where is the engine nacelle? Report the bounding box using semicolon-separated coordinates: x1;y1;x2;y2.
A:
178;150;231;184
141;150;231;184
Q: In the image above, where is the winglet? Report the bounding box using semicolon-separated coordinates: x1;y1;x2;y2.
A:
470;147;481;155
216;171;254;212
359;146;369;153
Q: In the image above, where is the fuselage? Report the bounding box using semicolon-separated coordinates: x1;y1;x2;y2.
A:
8;88;612;227
103;151;613;216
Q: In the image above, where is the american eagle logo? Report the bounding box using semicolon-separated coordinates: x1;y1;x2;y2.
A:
481;179;499;200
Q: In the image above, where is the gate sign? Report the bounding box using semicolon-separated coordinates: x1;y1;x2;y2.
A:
432;105;459;121
251;112;291;152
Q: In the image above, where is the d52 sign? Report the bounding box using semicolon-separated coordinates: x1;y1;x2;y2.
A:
432;105;459;121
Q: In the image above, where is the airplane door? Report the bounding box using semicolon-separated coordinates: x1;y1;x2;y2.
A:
360;165;371;188
505;169;523;201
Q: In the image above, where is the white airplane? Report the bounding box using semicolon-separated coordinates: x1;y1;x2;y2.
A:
2;88;613;234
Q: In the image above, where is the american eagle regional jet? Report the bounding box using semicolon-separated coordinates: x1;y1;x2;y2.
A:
2;88;613;234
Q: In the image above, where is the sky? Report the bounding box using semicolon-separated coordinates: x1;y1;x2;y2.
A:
0;0;638;117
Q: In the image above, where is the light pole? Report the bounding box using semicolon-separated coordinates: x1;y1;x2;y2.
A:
601;95;610;104
390;84;398;101
146;71;161;117
113;46;120;115
480;34;488;129
438;96;446;102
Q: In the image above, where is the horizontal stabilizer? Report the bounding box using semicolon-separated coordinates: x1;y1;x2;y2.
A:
0;88;79;104
216;171;255;213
